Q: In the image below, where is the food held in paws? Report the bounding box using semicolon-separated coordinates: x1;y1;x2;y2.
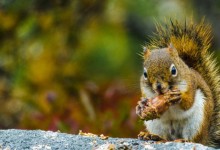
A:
139;92;181;121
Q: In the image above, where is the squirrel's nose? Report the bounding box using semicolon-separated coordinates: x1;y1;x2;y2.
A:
157;82;162;90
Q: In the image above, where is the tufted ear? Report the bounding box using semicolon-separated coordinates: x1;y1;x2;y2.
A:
168;43;178;56
143;46;151;59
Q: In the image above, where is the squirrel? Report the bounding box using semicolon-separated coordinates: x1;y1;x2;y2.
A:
136;19;220;148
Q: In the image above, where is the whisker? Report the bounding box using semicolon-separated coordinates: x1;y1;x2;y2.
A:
136;52;144;59
171;84;187;85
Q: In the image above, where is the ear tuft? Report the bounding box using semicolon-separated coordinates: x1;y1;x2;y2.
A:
169;43;174;49
143;46;151;59
167;42;178;56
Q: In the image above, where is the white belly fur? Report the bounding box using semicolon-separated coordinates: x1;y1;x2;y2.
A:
144;89;205;140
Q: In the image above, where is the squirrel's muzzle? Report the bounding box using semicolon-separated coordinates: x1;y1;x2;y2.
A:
154;81;168;94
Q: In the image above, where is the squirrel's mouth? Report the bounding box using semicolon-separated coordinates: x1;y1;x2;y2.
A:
155;88;169;95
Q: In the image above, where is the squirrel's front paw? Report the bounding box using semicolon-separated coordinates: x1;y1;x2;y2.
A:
173;139;189;143
164;89;181;105
138;131;166;142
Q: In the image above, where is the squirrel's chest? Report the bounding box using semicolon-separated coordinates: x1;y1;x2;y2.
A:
149;120;185;140
145;89;205;140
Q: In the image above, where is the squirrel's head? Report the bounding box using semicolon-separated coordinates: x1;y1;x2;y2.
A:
142;43;185;94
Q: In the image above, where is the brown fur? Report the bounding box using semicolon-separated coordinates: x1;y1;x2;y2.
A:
144;19;220;147
191;69;214;145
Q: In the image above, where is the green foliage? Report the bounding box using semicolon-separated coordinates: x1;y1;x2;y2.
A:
0;0;145;137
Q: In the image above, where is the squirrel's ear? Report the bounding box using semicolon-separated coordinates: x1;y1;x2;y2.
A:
168;43;178;56
169;43;174;49
143;46;151;59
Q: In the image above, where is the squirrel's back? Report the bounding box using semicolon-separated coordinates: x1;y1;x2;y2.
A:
147;19;220;147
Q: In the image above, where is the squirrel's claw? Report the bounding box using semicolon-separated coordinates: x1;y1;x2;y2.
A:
138;131;166;141
168;96;181;104
164;89;182;104
173;139;189;143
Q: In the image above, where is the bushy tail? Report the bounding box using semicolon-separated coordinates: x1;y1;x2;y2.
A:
147;18;220;147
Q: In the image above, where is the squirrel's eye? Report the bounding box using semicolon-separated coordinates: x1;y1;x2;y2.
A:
143;68;148;80
170;64;177;77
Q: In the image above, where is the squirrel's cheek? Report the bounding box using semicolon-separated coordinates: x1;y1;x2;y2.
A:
141;86;157;99
177;80;188;92
152;83;158;91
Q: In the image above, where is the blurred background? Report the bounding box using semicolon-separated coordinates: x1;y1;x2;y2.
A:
0;0;220;138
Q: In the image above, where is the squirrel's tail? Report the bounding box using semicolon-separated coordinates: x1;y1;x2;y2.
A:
148;18;220;147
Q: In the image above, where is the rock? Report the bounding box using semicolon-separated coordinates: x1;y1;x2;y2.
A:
0;129;216;150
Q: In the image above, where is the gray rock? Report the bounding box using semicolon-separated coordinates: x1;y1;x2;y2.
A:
0;129;217;150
